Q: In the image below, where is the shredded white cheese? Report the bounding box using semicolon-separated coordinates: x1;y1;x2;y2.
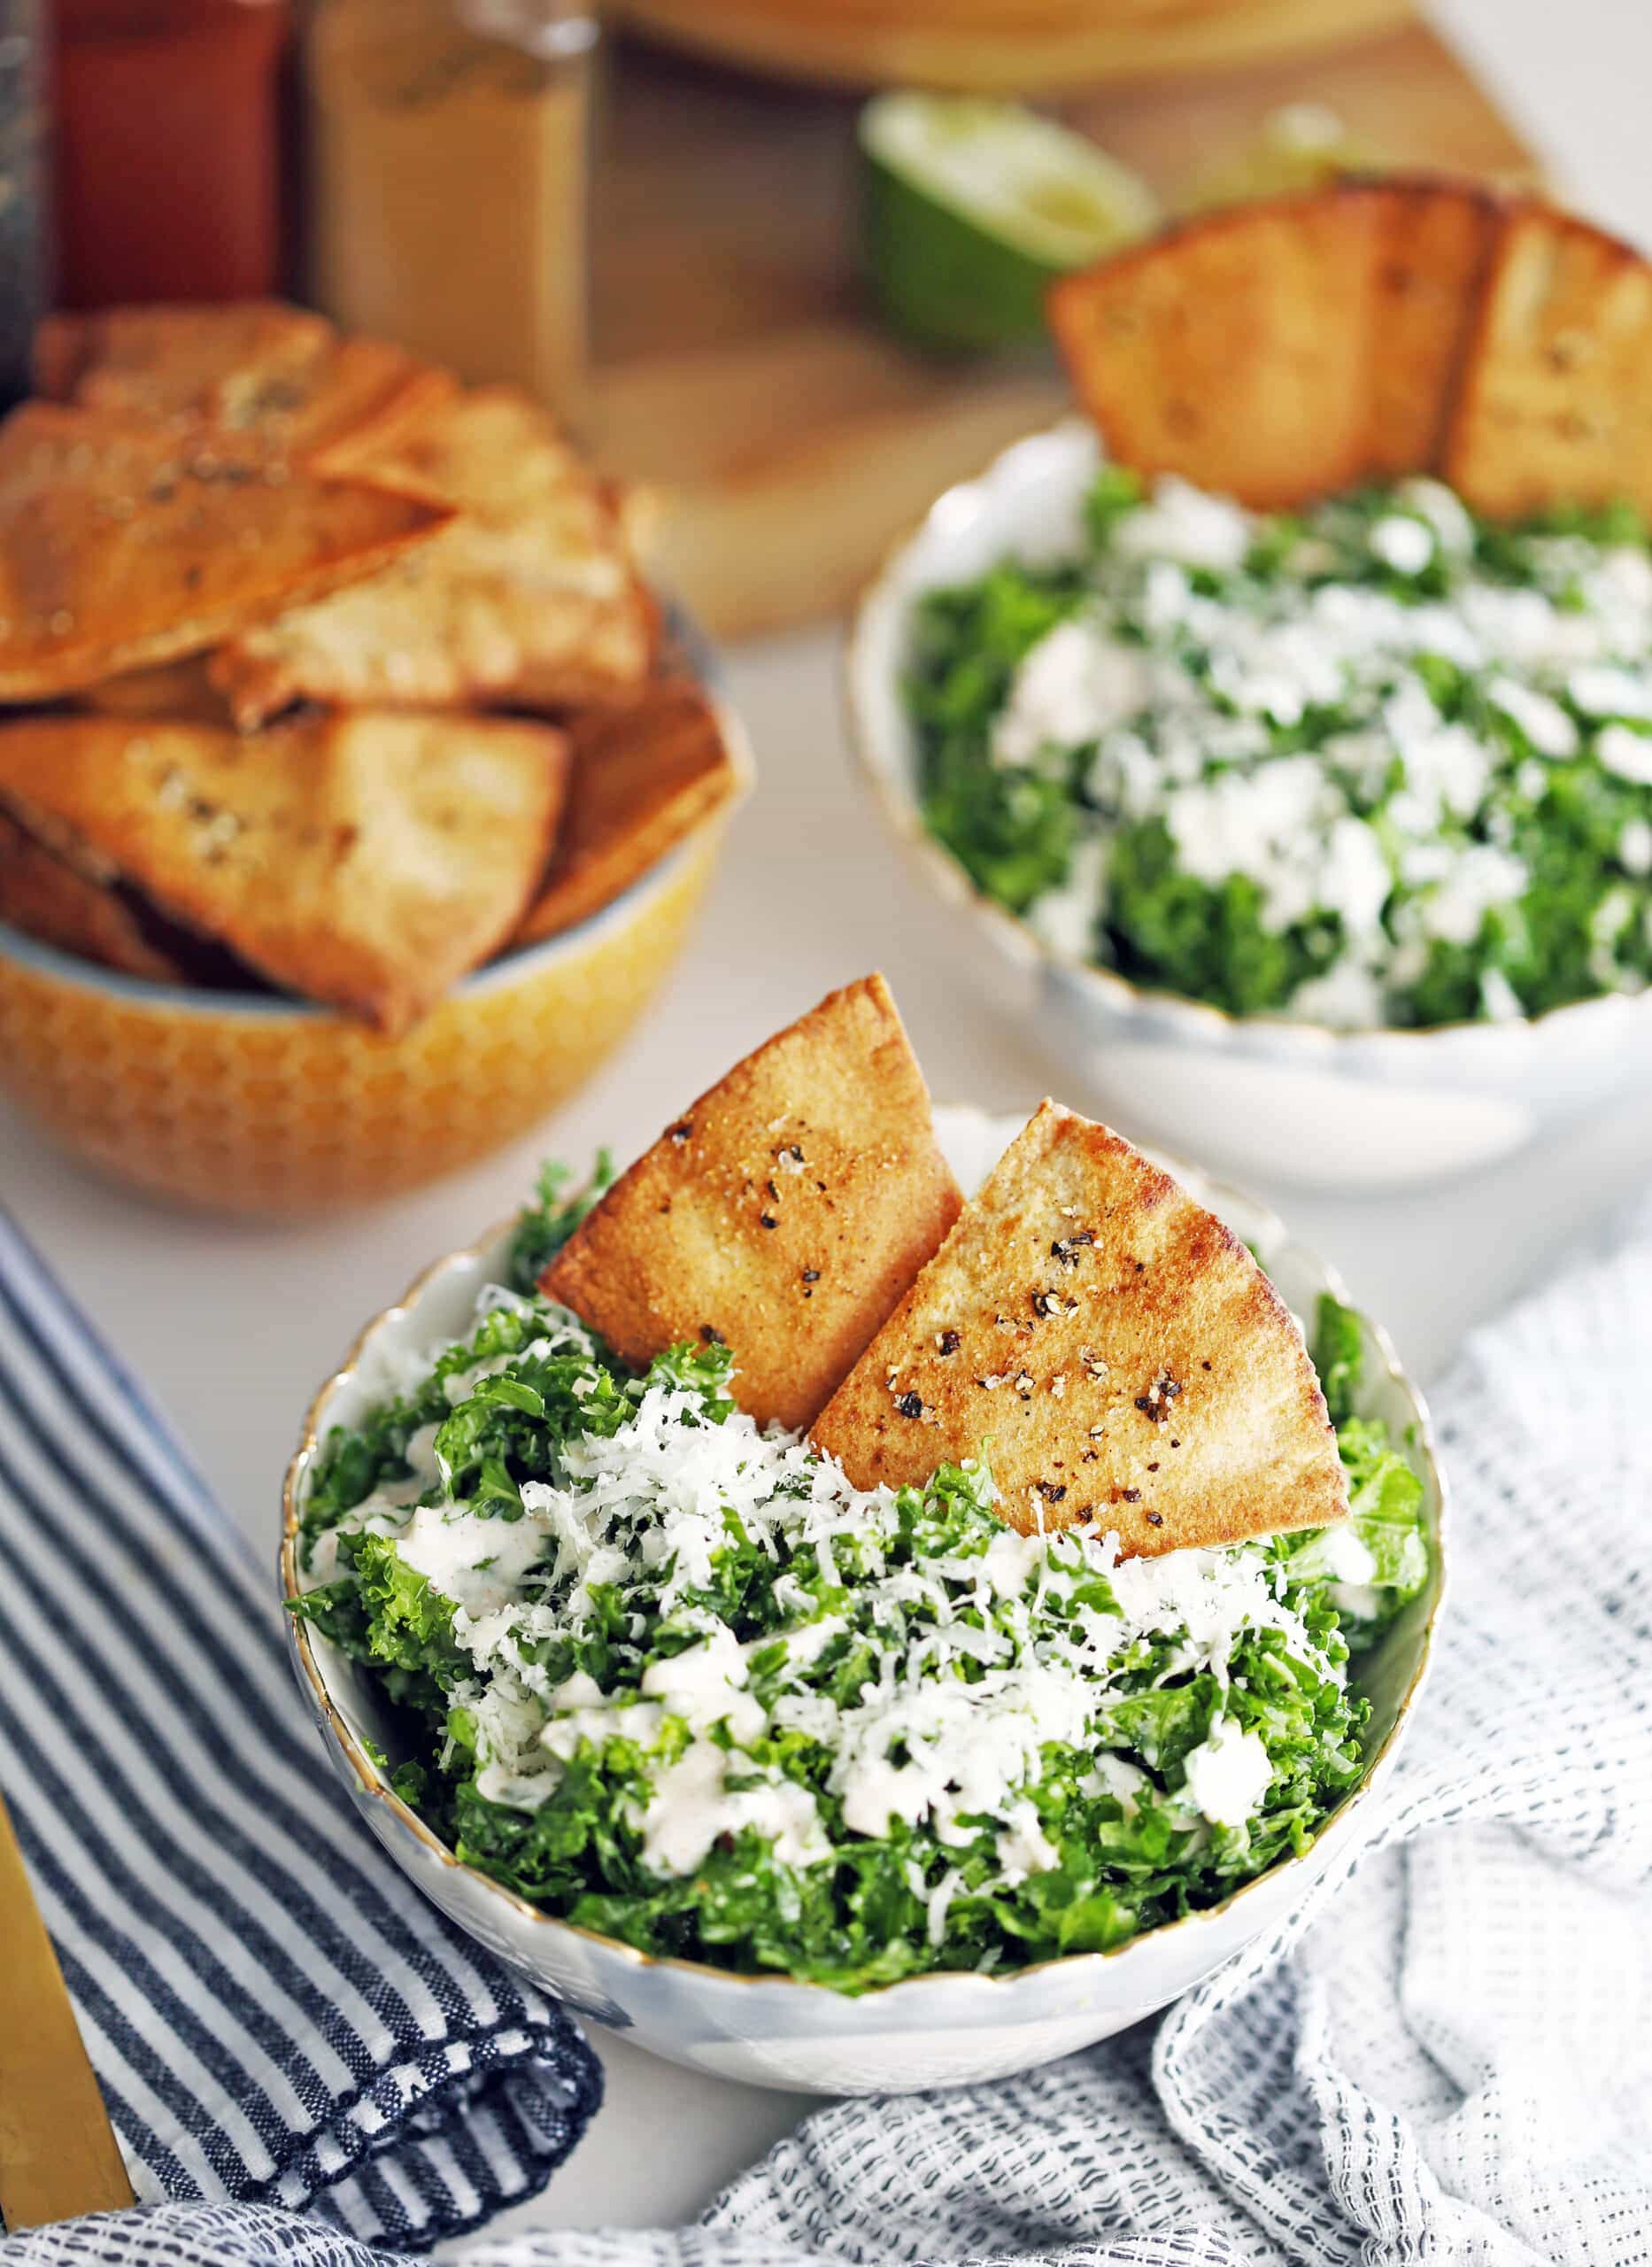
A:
337;1302;1347;1882
977;473;1652;1026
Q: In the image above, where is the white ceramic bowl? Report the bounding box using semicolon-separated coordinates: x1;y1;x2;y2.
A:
281;1107;1444;2094
846;422;1652;1192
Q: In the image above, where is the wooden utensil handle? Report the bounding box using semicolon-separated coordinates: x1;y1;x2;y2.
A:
0;1783;135;2230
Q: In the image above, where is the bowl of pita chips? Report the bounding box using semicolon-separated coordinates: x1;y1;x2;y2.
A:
0;305;750;1215
283;973;1442;2093
849;181;1652;1189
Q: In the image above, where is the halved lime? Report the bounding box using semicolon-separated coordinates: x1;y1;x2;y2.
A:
860;92;1160;355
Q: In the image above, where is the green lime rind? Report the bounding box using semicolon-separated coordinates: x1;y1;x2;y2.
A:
861;151;1067;353
858;94;1159;357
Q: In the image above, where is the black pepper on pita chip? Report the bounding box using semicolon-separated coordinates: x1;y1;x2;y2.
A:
0;710;568;1033
541;973;962;1431
811;1102;1348;1559
0;402;452;702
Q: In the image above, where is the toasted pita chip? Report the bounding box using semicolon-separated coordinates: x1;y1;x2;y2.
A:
0;808;192;982
0;404;452;702
1364;178;1505;478
210;387;658;727
36;303;330;411
514;683;744;947
76;654;235;728
1441;205;1652;517
34;302;447;462
0;711;568;1032
542;974;962;1430
1048;188;1387;508
811;1103;1347;1559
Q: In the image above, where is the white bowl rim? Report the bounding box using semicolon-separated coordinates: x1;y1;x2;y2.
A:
845;414;1652;1065
279;1126;1447;2008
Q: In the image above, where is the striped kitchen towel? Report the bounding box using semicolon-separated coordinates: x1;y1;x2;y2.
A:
0;1211;602;2251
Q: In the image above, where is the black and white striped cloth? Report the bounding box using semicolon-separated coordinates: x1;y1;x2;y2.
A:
0;1211;601;2253
6;1202;1652;2267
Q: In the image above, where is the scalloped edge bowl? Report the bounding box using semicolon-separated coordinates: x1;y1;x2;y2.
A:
280;1105;1445;2094
845;421;1652;1190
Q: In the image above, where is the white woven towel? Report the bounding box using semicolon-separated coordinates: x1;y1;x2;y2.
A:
7;1203;1651;2267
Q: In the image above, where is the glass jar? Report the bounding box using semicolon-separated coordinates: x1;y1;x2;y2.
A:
52;0;290;307
304;0;593;420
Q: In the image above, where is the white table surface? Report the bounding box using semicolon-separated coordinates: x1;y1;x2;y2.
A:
4;0;1652;2236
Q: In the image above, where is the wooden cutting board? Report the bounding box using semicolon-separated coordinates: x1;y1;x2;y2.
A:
586;14;1540;639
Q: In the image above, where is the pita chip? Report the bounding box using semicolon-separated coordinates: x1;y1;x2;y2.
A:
811;1103;1347;1559
0;403;452;701
210;387;658;727
0;711;568;1033
0;808;192;983
1047;188;1386;509
1441;205;1652;518
76;654;236;728
34;301;446;463
514;682;745;947
541;975;962;1430
1363;178;1504;478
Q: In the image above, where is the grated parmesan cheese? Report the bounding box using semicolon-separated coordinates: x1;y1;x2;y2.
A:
352;1296;1347;1884
974;472;1652;1027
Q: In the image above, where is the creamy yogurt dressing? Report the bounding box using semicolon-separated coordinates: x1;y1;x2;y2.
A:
1180;1715;1274;1829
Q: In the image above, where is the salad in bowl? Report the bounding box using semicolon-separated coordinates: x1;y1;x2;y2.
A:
849;181;1652;1188
283;977;1441;2090
911;465;1652;1035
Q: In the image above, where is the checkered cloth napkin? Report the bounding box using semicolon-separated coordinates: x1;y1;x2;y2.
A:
4;1195;1650;2266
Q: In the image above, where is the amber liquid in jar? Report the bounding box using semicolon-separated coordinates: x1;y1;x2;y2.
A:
305;0;590;422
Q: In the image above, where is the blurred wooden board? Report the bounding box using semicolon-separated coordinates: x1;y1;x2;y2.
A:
588;16;1541;639
608;0;1416;97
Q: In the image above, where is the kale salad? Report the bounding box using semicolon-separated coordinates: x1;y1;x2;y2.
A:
291;1164;1429;1994
909;467;1652;1028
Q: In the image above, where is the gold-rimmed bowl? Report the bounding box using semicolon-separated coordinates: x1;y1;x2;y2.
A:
279;1104;1445;2094
846;422;1652;1191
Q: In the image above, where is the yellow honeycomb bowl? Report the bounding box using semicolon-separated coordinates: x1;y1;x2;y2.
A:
0;806;735;1219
